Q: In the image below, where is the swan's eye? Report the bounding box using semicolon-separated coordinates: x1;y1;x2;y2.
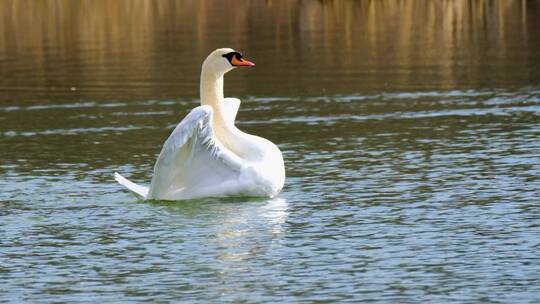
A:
222;51;255;67
222;52;242;63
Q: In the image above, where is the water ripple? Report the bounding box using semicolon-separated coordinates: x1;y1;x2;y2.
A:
1;88;539;303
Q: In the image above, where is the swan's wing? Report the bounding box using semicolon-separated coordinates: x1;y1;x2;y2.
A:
223;97;241;124
147;105;245;200
114;172;149;198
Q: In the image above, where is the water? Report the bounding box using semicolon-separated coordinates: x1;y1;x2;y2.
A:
1;1;540;302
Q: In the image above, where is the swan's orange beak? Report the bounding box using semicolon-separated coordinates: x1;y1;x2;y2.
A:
231;56;255;67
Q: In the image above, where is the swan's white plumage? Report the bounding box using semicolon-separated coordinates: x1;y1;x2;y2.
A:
114;172;148;198
222;98;241;123
114;48;285;201
147;105;247;200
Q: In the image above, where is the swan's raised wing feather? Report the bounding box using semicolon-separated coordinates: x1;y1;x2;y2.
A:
147;105;244;200
223;97;241;124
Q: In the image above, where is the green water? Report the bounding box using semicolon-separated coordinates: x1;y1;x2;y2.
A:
1;1;539;302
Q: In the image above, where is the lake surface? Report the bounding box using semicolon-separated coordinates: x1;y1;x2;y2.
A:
1;0;540;302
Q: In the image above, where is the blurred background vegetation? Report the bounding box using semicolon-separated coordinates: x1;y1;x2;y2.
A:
0;0;539;103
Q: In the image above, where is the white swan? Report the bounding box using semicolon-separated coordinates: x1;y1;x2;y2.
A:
114;48;285;200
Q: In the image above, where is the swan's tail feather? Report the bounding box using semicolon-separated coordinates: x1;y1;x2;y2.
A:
114;172;149;199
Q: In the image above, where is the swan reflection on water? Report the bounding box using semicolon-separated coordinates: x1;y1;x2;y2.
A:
150;196;289;259
213;197;289;262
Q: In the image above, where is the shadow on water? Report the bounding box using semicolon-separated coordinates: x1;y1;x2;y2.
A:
146;195;276;207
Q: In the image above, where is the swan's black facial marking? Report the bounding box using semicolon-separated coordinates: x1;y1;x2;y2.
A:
222;51;243;65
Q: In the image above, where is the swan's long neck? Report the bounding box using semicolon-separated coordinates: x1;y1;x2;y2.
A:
200;67;245;150
200;69;227;133
199;66;266;159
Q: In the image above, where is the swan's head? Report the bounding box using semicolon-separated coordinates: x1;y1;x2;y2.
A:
202;48;255;75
